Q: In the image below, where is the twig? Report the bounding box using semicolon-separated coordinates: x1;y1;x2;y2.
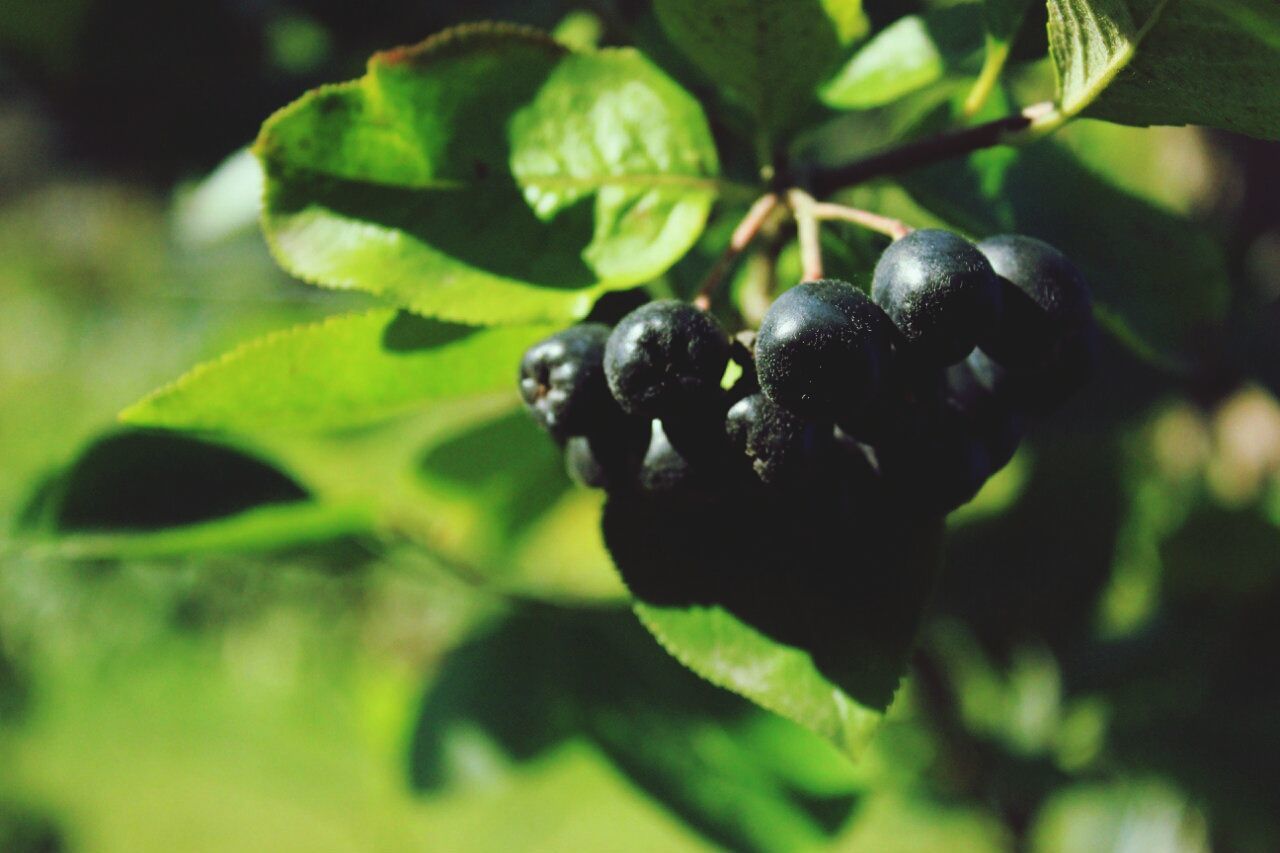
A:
692;193;780;311
787;189;823;281
812;201;913;240
806;102;1055;196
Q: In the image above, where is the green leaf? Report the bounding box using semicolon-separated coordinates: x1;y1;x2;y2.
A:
258;24;721;325
1047;0;1280;139
820;8;983;111
654;0;868;137
413;409;628;602
602;493;945;759
633;605;884;758
122;310;557;432
892;99;1228;358
22;502;375;562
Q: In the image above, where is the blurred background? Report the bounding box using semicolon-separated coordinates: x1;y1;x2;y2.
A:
2;1;1279;851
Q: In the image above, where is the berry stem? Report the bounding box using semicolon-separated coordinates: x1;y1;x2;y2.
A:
805;101;1056;196
811;201;913;241
787;189;823;281
693;192;780;311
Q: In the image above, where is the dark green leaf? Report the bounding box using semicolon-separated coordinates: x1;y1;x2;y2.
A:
1047;0;1280;139
984;0;1035;43
820;7;983;110
258;24;721;324
122;310;558;433
13;429;372;559
654;0;868;137
31;429;307;533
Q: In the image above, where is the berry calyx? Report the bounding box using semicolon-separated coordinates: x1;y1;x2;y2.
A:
872;229;1002;367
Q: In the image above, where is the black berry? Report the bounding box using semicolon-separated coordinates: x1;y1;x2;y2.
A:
975;235;1098;412
976;234;1094;365
872;229;1002;367
755;279;896;419
519;323;613;439
604;300;730;418
725;393;831;487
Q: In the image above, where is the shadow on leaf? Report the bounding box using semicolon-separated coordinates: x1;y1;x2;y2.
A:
602;487;944;712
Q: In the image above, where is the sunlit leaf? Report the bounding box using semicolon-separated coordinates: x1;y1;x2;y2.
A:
122;310;557;432
258;24;721;325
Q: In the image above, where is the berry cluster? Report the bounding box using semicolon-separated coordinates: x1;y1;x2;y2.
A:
519;230;1096;515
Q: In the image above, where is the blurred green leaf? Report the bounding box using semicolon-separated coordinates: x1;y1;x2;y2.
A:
820;8;983;110
1047;0;1280;139
122;310;556;433
409;607;858;852
414;410;628;602
654;0;868;138
257;24;720;325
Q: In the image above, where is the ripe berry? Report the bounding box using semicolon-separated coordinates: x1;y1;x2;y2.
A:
976;234;1094;365
975;235;1098;412
604;300;730;418
872;229;1002;367
725;393;830;487
519;324;613;439
755;279;896;419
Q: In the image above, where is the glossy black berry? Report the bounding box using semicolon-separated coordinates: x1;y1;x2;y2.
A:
976;234;1094;366
519;324;613;439
872;229;1002;367
604;300;730;418
725;393;831;487
755;279;896;419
